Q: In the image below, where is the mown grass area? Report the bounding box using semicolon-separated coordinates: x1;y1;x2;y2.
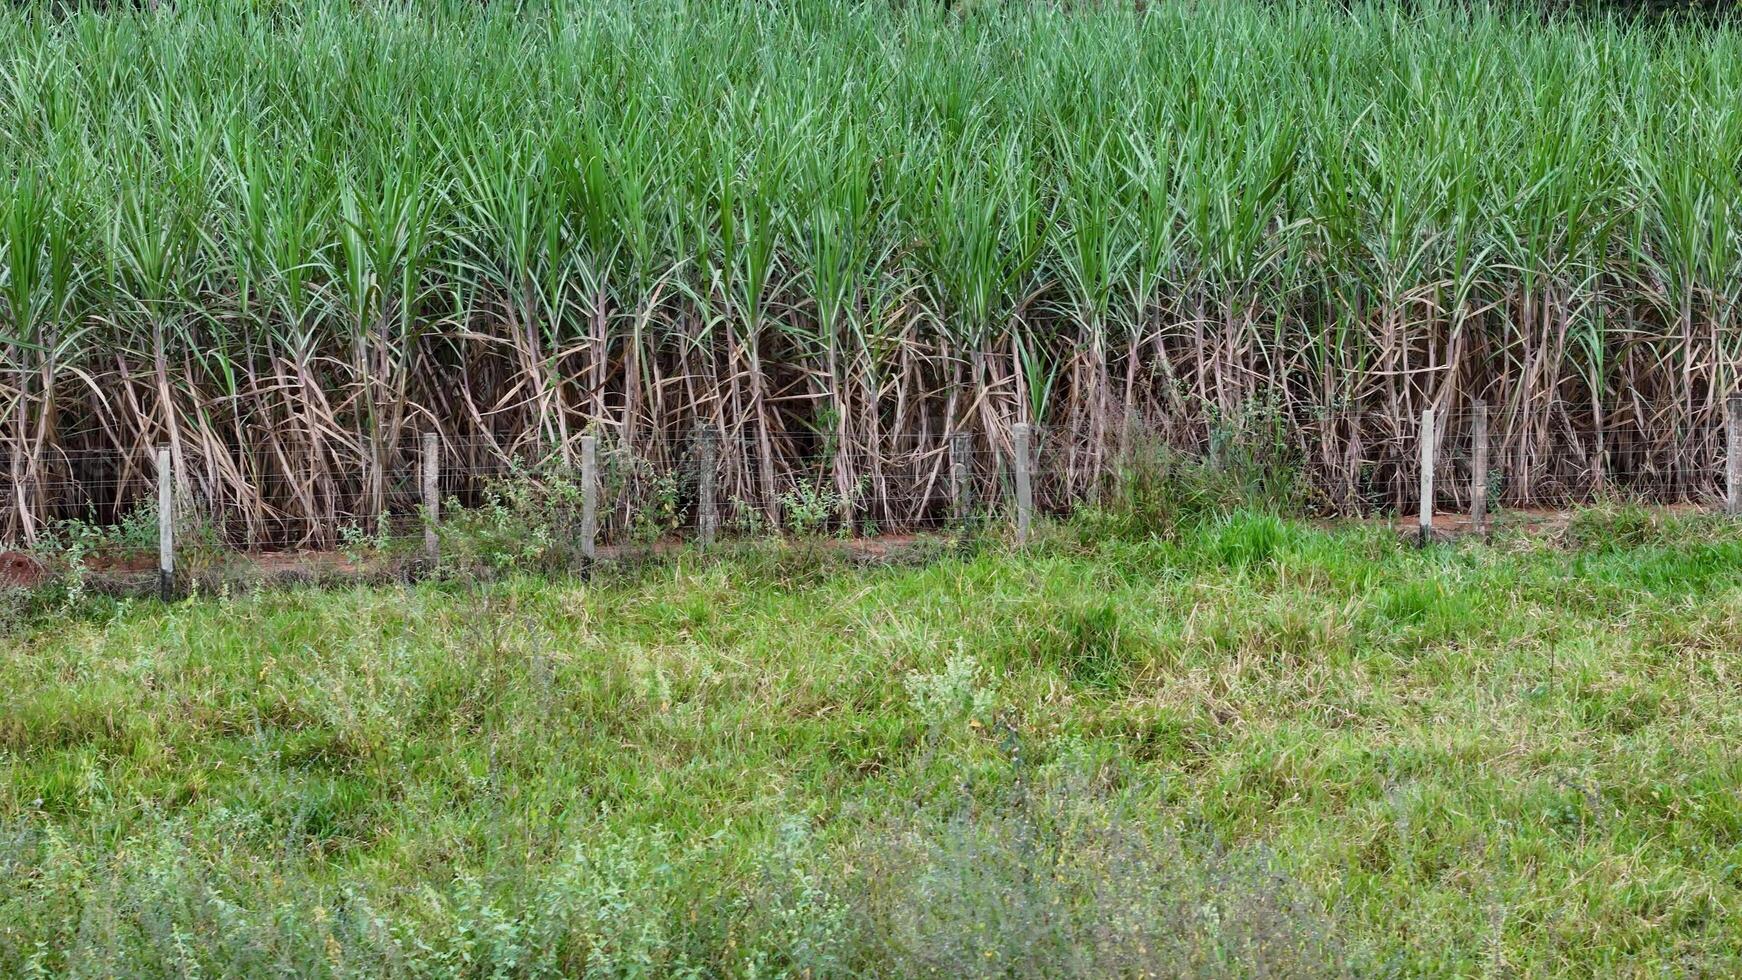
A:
3;508;1742;976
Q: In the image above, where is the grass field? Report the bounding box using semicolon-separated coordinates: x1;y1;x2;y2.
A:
3;507;1741;975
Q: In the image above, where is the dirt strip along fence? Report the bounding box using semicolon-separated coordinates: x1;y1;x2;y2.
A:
3;396;1738;598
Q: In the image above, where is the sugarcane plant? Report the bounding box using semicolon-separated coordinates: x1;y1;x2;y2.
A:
3;0;1742;544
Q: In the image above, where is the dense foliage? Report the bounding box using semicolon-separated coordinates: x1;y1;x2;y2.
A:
4;0;1742;543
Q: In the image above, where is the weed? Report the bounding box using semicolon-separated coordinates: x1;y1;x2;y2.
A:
780;481;858;538
5;513;1742;973
1561;500;1670;552
630;472;683;545
337;521;394;569
1026;601;1136;692
906;652;997;742
438;462;590;573
1076;412;1303;543
845;766;1349;978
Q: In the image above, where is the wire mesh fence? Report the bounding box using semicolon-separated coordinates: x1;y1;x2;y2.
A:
3;402;1739;587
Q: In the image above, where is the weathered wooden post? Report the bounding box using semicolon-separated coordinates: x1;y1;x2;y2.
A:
1471;400;1489;533
580;435;599;561
1418;407;1436;541
1012;423;1034;546
697;427;719;546
950;431;973;528
1727;393;1741;517
421;432;440;563
157;446;174;601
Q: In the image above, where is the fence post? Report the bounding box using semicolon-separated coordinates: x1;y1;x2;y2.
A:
157;446;174;602
697;427;718;547
1471;399;1489;533
580;435;599;561
421;432;440;563
1418;407;1435;541
1727;393;1741;517
1012;423;1034;546
950;431;973;528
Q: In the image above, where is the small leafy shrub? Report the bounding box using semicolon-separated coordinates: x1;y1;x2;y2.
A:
1077;411;1302;543
0;584;46;636
843;765;1350;978
73;504;159;559
781;480;853;537
0;817;720;978
728;495;770;537
336;521;395;569
738;816;855;976
438;463;589;573
18;505;167;607
629;471;682;544
500;828;711;975
905;652;997;742
27;520;99;606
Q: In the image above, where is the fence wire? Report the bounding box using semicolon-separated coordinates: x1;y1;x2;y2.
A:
2;412;1738;561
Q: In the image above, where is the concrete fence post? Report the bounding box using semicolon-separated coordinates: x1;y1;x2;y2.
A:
1012;423;1034;546
697;427;719;547
580;435;599;560
1471;400;1489;533
1419;407;1436;541
1727;393;1741;517
421;432;440;563
157;446;174;601
950;431;973;528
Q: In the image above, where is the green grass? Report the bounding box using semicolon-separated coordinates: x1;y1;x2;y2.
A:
4;511;1742;975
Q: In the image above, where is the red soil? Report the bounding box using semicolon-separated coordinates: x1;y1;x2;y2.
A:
0;551;48;588
3;504;1717;595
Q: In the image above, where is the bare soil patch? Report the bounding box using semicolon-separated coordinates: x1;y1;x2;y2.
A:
0;551;47;588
